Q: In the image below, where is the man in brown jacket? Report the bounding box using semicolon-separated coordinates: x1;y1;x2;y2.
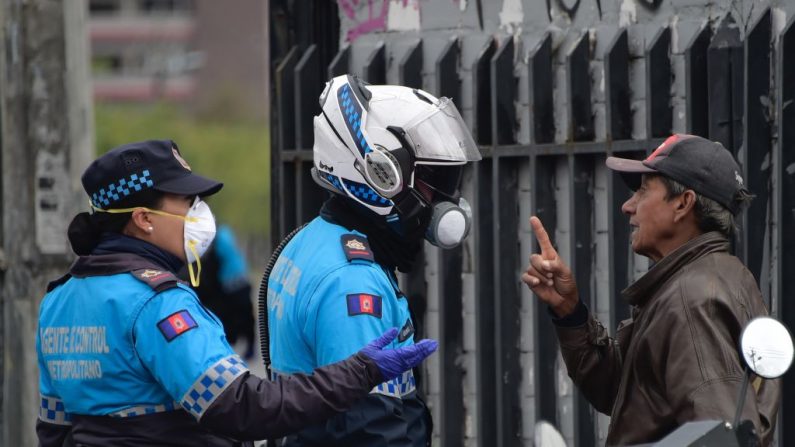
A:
522;134;781;446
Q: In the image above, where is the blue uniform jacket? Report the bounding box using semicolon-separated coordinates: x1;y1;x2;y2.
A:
268;215;429;447
37;256;246;424
36;237;389;447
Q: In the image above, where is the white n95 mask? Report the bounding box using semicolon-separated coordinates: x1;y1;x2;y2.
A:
183;197;217;287
90;196;217;287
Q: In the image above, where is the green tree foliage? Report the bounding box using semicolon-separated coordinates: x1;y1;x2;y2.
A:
95;103;269;237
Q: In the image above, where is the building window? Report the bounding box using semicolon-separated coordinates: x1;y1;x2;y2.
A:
89;0;121;15
138;0;195;14
92;54;123;76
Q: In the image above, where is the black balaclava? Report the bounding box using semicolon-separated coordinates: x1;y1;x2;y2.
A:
321;195;430;273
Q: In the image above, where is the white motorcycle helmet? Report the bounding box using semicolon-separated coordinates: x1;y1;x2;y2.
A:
311;74;482;249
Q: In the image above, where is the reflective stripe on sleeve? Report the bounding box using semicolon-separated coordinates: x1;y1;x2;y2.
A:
180;355;248;419
370;370;416;399
39;395;72;426
109;401;180;417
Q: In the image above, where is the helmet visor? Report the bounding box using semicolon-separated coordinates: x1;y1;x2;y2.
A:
414;164;463;200
403;97;482;163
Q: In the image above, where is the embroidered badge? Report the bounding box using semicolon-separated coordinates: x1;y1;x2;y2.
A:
131;268;180;292
346;293;383;318
341;234;374;262
398;318;415;342
157;310;198;342
140;269;165;279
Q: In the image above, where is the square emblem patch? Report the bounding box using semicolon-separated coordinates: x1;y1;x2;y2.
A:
157;310;198;342
346;294;383;318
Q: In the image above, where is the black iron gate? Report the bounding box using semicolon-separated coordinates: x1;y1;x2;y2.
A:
269;2;795;445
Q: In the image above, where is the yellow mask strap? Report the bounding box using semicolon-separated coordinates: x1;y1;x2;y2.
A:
187;240;201;287
90;201;200;223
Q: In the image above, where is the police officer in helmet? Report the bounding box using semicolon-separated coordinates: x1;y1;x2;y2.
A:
266;75;482;446
36;140;438;446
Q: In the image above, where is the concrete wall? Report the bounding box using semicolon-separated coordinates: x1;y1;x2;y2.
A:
0;1;94;445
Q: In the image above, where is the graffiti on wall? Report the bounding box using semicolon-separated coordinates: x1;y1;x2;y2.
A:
339;0;390;42
341;0;664;42
547;0;662;21
340;0;459;42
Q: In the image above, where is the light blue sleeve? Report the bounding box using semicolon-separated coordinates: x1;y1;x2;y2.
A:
132;285;248;420
303;264;402;367
214;224;249;286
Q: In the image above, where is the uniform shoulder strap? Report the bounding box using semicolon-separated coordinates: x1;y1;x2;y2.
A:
46;274;72;292
130;269;182;292
340;234;374;262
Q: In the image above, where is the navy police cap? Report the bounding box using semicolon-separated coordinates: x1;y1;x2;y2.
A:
82;140;223;209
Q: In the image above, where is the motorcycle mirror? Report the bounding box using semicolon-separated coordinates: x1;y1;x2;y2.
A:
740;316;794;379
534;420;567;447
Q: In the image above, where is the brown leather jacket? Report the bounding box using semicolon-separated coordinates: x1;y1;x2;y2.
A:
554;232;780;446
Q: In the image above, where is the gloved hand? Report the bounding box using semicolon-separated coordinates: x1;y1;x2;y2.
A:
359;328;438;382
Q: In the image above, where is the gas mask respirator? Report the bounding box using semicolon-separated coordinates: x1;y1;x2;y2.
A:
424;197;472;249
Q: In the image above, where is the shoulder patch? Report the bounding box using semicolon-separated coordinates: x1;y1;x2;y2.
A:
398;318;415;342
157;310;198;342
341;234;374;262
131;269;181;292
346;293;383;318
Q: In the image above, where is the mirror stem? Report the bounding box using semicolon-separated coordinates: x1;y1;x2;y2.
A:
732;366;751;430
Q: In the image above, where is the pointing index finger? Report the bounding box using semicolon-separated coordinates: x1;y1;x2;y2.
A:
530;216;557;260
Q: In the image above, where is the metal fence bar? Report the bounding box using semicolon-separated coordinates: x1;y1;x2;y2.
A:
708;14;744;155
473;38;496;145
646;26;672;138
473;157;497;447
685;23;711;136
273;46;300;242
491;37;516;146
398;39;423;90
363;41;386;84
743;8;772;292
532;154;559;427
568;33;594;142
494;155;523;447
528;34;554;144
605;29;631;141
294;44;320;153
436;37;461;106
328;45;350;79
571;154;596;446
776;16;795;447
438;243;465;445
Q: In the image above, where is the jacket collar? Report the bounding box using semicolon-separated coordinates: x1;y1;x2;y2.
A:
47;252;170;292
70;253;169;278
621;231;730;306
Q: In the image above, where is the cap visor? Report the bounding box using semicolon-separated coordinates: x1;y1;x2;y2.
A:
605;156;657;174
155;173;223;197
606;157;656;191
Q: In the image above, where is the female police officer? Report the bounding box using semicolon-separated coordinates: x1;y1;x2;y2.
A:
35;140;437;446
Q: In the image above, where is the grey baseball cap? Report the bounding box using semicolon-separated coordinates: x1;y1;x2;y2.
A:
606;134;748;214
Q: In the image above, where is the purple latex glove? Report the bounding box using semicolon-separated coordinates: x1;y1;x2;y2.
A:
359;328;439;381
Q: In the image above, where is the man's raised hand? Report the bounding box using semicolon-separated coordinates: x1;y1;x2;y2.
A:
521;216;579;317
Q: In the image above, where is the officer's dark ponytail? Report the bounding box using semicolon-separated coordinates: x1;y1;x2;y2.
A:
67;190;165;255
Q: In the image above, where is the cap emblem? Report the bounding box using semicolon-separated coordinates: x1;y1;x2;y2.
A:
172;148;191;171
646;134;681;162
